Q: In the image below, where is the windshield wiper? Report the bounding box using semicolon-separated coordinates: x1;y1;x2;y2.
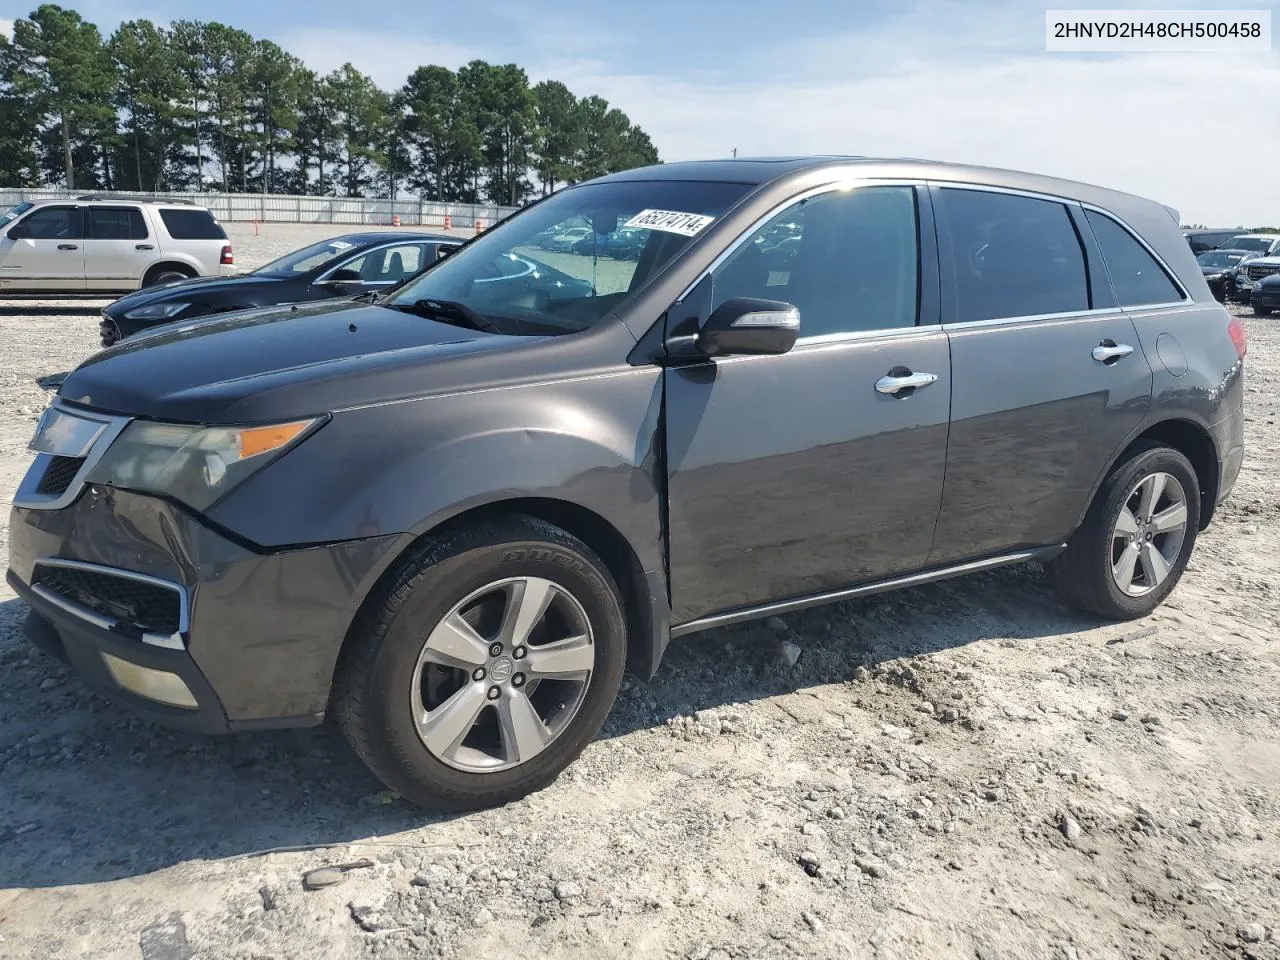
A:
350;289;384;303
391;298;502;334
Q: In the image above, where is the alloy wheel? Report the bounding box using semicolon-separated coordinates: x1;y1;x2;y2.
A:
409;576;595;773
1110;471;1188;597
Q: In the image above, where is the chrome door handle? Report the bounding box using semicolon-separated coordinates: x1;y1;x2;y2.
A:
1092;341;1134;364
135;243;153;250
57;244;78;251
875;371;939;395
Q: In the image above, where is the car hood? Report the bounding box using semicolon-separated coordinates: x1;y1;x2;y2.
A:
105;273;285;312
57;300;513;423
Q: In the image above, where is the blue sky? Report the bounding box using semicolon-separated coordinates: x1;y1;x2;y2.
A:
3;0;1279;223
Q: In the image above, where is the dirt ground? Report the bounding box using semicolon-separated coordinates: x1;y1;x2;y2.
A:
0;226;1276;960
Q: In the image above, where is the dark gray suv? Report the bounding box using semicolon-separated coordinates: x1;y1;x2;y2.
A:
8;157;1246;809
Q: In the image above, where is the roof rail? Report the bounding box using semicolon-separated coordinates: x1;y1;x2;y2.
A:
74;194;197;205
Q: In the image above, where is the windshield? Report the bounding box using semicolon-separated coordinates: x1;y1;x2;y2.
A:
254;238;362;277
1226;237;1274;252
0;201;33;227
1197;251;1246;267
386;179;754;335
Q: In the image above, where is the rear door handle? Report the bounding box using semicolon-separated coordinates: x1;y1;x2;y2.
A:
135;244;153;250
875;370;939;395
1092;341;1134;364
57;244;78;251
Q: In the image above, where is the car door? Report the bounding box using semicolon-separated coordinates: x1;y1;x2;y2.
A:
0;205;85;292
663;183;951;624
83;205;151;292
925;184;1153;567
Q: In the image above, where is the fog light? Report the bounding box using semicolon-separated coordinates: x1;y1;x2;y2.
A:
101;653;198;709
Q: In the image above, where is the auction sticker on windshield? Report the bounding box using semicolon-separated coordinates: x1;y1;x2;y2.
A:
624;209;716;237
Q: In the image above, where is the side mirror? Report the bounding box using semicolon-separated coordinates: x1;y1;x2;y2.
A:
320;268;362;284
695;297;800;357
7;223;29;240
436;245;459;262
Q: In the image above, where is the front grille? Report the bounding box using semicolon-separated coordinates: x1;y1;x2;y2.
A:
35;456;86;496
1246;263;1280;281
32;564;182;636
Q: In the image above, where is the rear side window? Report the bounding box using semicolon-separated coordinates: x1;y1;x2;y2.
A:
1086;210;1183;306
158;208;227;240
938;188;1089;323
88;206;148;240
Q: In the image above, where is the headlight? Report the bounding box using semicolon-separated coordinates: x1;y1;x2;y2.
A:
85;417;321;511
1205;272;1223;281
124;302;191;320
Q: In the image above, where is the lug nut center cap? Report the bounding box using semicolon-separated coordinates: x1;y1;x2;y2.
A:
490;657;515;683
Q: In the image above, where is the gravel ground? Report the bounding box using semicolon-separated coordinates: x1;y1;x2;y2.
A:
0;230;1277;959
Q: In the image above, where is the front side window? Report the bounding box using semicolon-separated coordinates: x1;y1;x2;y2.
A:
88;206;148;240
18;205;80;240
1087;210;1183;306
343;243;426;282
710;185;919;338
387;179;753;335
938;188;1089;323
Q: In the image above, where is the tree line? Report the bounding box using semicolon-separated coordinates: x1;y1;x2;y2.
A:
0;4;661;205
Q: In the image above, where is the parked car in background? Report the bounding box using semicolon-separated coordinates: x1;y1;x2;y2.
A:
99;232;459;346
0;196;234;294
1252;272;1280;316
542;226;592;252
9;157;1244;811
1196;249;1258;301
1233;251;1280;304
571;227;646;259
1224;234;1280;257
1183;229;1243;253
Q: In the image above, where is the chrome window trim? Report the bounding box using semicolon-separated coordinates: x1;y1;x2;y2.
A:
30;557;190;650
676;178;928;303
942;306;1127;332
13;403;131;511
316;240;430;285
699;325;943;367
1077;202;1191;305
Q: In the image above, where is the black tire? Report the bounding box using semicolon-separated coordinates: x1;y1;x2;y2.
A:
143;268;191;288
99;317;122;348
1254;306;1273;317
333;515;627;810
1046;442;1200;620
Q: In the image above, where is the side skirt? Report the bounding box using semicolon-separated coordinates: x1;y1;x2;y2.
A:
668;545;1066;639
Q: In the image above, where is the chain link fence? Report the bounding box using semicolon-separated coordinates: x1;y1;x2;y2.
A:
0;188;519;228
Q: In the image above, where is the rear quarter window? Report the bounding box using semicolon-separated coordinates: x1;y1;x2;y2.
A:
158;208;228;241
1086;210;1184;307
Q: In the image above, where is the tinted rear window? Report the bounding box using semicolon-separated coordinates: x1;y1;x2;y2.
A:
158;208;227;240
937;188;1090;323
1086;210;1183;307
89;206;148;240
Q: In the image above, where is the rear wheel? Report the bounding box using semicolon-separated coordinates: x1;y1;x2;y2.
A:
334;515;627;810
1047;443;1200;619
143;267;191;288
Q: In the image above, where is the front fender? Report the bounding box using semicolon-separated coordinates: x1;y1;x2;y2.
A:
205;367;666;577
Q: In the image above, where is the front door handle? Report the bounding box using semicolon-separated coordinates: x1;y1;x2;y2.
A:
57;243;78;251
135;243;153;250
1092;340;1134;364
875;370;939;396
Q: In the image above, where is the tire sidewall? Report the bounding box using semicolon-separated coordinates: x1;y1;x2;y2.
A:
362;535;626;804
145;270;188;288
1090;446;1201;616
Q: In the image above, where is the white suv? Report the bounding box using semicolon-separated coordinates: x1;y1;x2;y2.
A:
0;196;236;294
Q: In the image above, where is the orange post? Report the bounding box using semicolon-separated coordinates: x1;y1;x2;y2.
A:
475;219;485;234
443;213;452;230
391;214;401;227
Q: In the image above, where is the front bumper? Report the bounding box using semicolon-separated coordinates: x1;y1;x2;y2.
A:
8;485;406;733
1251;289;1280;311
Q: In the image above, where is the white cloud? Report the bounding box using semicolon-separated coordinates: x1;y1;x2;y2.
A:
283;2;1280;224
0;19;14;40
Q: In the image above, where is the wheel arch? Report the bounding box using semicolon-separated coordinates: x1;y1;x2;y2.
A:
1087;417;1220;533
141;260;198;286
331;496;670;701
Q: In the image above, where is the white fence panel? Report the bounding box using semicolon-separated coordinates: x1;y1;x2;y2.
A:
0;187;519;226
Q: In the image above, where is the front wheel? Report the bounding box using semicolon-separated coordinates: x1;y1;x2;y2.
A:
334;515;627;810
1047;443;1200;619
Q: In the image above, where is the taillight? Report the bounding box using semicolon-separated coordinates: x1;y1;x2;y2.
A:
1228;315;1247;358
220;244;234;265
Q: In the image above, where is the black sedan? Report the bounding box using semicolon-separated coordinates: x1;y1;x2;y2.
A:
1195;248;1257;302
100;232;460;346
